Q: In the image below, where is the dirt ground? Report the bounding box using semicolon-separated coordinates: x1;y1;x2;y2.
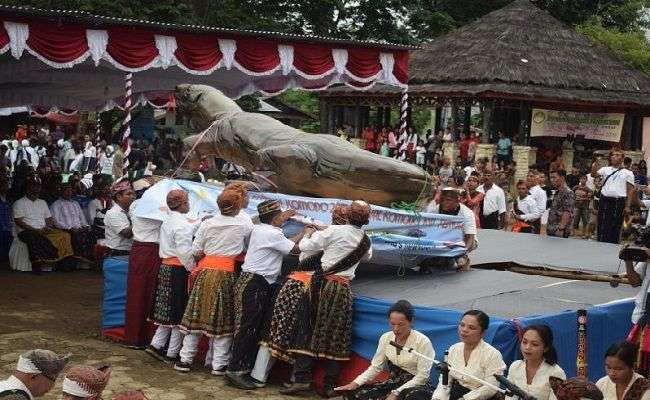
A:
0;269;318;400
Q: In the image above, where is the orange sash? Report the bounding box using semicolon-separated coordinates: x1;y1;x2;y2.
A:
188;255;236;291
289;271;312;284
162;256;183;267
325;274;350;286
511;220;531;233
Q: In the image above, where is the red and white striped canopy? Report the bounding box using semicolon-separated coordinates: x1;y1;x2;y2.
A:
0;6;410;111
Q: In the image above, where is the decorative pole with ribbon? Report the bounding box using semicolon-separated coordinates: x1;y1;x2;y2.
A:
399;89;409;135
576;309;588;378
121;73;133;177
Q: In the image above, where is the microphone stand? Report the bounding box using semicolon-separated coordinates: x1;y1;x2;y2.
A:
389;341;536;400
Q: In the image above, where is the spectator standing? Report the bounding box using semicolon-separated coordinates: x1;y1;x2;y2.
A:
566;167;581;189
477;169;507;230
496;132;512;165
573;176;593;239
597;148;635;244
437;156;454;186
546;170;574;238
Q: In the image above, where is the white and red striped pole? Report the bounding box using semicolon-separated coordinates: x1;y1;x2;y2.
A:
121;73;133;177
399;89;409;135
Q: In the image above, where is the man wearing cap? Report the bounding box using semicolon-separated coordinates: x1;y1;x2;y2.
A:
146;189;200;363
61;365;110;400
426;188;477;271
225;200;305;389
124;178;163;348
103;180;135;256
0;349;70;399
174;187;254;374
13;180;74;274
50;182;94;261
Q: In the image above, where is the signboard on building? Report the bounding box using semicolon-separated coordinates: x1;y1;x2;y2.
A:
530;108;624;142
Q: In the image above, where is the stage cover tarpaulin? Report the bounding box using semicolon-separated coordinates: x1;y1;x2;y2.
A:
132;179;466;264
530;108;625;142
0;7;410;110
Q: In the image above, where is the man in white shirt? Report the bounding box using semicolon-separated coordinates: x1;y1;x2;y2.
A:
278;201;372;397
0;349;70;399
125;178;163;348
512;180;539;234
477;169;506;230
103;179;135;255
597;148;636;244
426;188;477;271
226;200;304;390
147;189;200;364
13;180;74;274
526;171;547;234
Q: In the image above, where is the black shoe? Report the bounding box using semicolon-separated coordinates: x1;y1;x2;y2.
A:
144;346;167;362
280;382;311;395
226;372;257;390
164;354;178;364
250;377;266;388
173;361;192;372
211;366;227;376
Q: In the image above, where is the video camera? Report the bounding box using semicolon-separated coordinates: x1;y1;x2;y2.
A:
619;224;650;262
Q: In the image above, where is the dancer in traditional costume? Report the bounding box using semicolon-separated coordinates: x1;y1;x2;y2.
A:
0;349;70;399
61;365;110;400
124;179;162;348
269;201;372;397
13;180;74;273
335;300;435;400
174;188;254;374
225;200;305;389
146;189;198;364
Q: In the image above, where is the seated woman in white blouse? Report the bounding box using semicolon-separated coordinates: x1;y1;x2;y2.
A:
507;325;566;400
596;341;650;400
432;310;506;400
335;300;435;400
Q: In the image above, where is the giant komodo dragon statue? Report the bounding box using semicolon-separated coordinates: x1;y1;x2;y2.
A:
176;84;432;206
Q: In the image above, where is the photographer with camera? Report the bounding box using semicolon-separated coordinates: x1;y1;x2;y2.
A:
622;231;650;377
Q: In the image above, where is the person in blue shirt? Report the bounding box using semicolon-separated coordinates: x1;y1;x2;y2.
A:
496;131;512;165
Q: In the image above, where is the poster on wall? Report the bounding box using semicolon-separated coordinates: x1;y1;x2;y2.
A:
530;108;625;142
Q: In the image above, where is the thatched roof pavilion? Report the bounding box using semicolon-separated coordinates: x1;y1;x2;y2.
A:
319;0;650;151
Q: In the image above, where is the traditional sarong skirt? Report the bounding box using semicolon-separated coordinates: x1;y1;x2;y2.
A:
628;324;650;377
180;256;236;337
70;230;96;260
18;229;73;263
149;261;188;327
228;271;272;374
261;273;354;362
344;363;432;400
125;241;161;345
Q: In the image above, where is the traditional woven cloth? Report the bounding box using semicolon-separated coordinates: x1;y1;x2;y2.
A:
260;276;312;363
125;241;161;346
180;268;236;336
17;229;73;263
228;272;272;374
112;390;148;400
149;263;189;327
305;278;354;360
63;365;111;400
344;362;432;400
549;377;603;400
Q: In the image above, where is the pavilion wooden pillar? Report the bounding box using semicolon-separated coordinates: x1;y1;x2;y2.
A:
354;100;361;137
384;107;392;127
435;106;443;133
319;99;329;133
451;103;460;140
482;101;493;144
376;107;383;127
463;105;471;136
518;101;532;145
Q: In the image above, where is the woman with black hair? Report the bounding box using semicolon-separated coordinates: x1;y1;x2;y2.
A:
506;325;566;400
432;310;506;400
335;300;435;400
596;341;650;400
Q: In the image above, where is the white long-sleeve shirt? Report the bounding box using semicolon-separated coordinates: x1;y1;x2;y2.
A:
515;195;539;222
529;185;548;216
159;211;201;271
354;330;434;394
50;198;89;230
506;360;565;400
477;184;506;216
432;340;506;400
597;373;650;400
298;224;372;279
192;212;253;257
